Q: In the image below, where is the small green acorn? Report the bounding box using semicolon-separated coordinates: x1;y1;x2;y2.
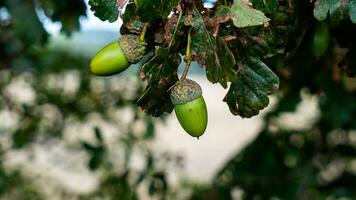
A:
170;79;208;138
134;0;144;8
312;22;330;57
90;34;146;76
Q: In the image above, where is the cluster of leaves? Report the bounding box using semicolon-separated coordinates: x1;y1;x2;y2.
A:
314;0;356;25
88;0;356;119
188;1;356;198
0;0;87;69
89;0;289;118
190;56;356;199
1;0;356;199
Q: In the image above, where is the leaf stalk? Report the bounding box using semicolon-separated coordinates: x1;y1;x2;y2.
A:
180;28;192;80
140;23;149;41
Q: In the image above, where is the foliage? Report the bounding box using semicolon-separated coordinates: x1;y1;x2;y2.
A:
191;52;356;199
97;0;297;118
313;0;356;24
188;1;356;197
230;0;270;27
88;0;118;22
86;0;355;119
1;0;356;199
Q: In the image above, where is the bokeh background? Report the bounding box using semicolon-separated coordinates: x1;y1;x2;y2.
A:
1;0;356;199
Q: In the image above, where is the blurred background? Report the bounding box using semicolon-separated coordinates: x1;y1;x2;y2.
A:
1;0;356;199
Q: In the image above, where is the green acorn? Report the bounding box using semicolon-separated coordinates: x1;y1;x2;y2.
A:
170;79;208;138
90;34;146;76
134;0;144;8
312;22;330;57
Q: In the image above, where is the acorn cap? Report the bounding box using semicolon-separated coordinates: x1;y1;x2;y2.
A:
170;79;202;105
119;34;146;64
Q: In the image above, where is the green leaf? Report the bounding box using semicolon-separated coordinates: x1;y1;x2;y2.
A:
251;0;279;13
216;5;231;16
224;56;279;118
88;0;118;22
137;10;183;117
94;127;103;143
230;0;270;28
121;3;137;21
313;0;354;25
244;36;270;57
144;117;155;139
6;0;48;45
81;142;96;151
137;47;180;117
135;0;179;22
191;5;237;88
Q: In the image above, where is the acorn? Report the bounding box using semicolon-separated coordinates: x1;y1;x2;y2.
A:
170;79;208;138
90;34;146;76
134;0;144;8
312;22;329;57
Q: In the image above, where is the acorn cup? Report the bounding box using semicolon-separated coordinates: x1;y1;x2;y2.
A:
170;79;208;138
90;34;146;76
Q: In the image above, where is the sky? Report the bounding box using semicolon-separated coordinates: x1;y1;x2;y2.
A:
43;0;122;35
43;0;217;35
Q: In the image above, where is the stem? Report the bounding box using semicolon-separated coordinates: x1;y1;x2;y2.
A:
168;8;183;49
180;28;192;80
139;23;148;41
165;4;184;92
